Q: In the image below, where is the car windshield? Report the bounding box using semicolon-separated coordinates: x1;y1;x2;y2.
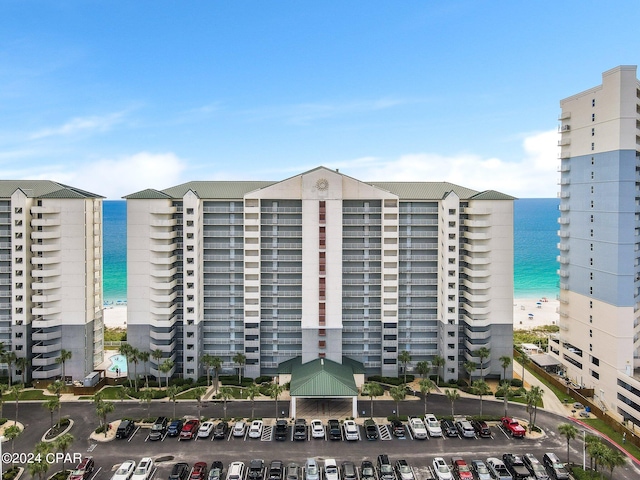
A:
553;462;565;469
380;465;392;473
307;466;317;475
476;466;488;474
116;467;130;475
437;466;448;473
362;468;373;476
531;464;545;472
72;470;85;476
399;465;410;473
458;465;470;472
135;467;147;474
325;467;337;474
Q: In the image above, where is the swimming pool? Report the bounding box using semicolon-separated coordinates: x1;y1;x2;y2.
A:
108;354;128;374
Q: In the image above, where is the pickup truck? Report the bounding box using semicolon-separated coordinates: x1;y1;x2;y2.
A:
502;454;530;480
501;417;526;438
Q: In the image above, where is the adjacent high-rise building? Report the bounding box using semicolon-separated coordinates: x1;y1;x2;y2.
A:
126;167;514;382
0;181;104;382
553;65;640;425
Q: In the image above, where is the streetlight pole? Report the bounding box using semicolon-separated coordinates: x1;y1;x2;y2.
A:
582;429;586;471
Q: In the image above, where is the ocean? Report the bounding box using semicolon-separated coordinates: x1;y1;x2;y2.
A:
102;198;560;303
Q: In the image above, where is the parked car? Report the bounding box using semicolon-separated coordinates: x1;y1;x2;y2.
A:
343;420;359;441
440;419;458;437
377;455;395;480
179;419;200;440
409;417;428;439
232;421;246;437
432;458;452;480
360;461;376;480
132;457;154;480
341;462;357;480
198;421;215;438
116;420;136;439
324;460;339;480
305;458;319;480
293;419;307;441
69;457;95;480
285;463;300;480
227;463;245;480
149;416;168;441
470;460;492;480
542;453;569;480
274;420;288;441
248;459;265;480
191;463;208;480
167;420;183;437
364;419;379;440
522;454;549;480
208;462;224;480
424;414;442;437
310;419;324;439
503;454;530;480
328;419;342;440
455;420;475;438
112;461;136;480
268;461;283;480
501;417;526;438
248;420;264;439
450;458;473;480
213;421;229;439
395;460;414;480
471;419;491;438
390;418;405;437
486;458;512;480
169;463;190;480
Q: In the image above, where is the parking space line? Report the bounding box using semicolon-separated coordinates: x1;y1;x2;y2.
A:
127;427;140;442
88;466;102;480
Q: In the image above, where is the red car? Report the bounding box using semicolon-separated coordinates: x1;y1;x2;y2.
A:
190;462;208;480
450;458;473;480
501;417;526;438
69;457;95;480
179;419;201;440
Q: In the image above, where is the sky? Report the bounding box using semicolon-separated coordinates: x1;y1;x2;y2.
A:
1;1;639;199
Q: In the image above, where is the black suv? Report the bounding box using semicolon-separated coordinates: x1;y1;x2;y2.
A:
390;418;405;437
149;416;168;441
377;455;394;480
213;421;229;439
274;420;288;441
293;419;306;441
364;419;378;440
360;461;376;480
503;454;531;480
116;419;136;439
209;462;224;480
268;461;283;480
471;419;491;438
440;419;458;437
248;459;265;480
328;419;342;440
169;463;190;480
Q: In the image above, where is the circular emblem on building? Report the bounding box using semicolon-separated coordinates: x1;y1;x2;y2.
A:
315;178;329;191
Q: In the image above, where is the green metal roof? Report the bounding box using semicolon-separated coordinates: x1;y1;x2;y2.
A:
123;188;173;199
470;190;517;200
161;181;275;199
289;357;358;397
0;180;103;199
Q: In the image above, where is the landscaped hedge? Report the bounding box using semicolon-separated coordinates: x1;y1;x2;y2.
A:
219;375;254;387
367;375;415;386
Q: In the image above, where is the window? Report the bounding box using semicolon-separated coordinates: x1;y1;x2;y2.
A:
590;229;593;237
591;200;594;208
591;356;600;366
448;209;456;215
186;208;194;214
591;128;595;136
591;171;594;179
590;286;593;295
591;157;594;165
590;258;593;266
591;370;599;379
590;272;593;280
591;186;594;194
590;243;593;251
589;329;593;338
589;315;593;323
591;143;595;151
592;98;596;107
592;113;595;122
589;344;592;351
589;301;593;308
448;343;455;349
447;356;455;361
590;215;594;223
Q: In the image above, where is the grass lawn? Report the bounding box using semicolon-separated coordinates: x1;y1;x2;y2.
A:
581;418;640;461
98;386;127;400
523;366;572;406
4;389;49;401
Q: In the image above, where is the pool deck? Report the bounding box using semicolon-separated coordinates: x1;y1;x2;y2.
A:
96;352;128;378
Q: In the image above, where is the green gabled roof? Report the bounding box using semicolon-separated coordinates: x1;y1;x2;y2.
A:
0;180;103;199
277;356;302;375
123;188;173;199
367;181;481;200
341;356;366;374
161;181;276;199
470;190;517;201
289;358;358;397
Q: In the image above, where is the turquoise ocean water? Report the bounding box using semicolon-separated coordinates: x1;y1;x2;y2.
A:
102;198;560;303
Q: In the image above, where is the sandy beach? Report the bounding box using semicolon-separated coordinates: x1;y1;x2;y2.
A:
104;305;127;329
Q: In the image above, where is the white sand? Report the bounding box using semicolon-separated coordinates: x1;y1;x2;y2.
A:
104;305;127;329
513;296;559;330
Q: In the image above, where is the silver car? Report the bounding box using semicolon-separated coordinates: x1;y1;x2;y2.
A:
305;459;319;480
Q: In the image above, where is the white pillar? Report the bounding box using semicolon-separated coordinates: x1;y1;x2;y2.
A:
352;397;358;418
291;397;296;418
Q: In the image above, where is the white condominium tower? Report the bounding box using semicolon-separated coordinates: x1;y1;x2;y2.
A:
0;181;104;382
126;167;513;381
554;65;640;425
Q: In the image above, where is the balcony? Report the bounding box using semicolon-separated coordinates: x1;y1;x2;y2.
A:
32;342;60;354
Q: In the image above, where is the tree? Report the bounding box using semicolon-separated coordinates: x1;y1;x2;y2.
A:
139;389;153;419
525;386;544;431
471;380;491;416
2;351;17;387
15;356;28;385
211;356;223;392
496;381;511;418
415;361;431;379
0;383;8;419
118;343;133;388
418;378;435;415
474;347;491;381
151;349;163;381
54;433;74;475
518;351;530;386
56;349;72;382
159;359;174;389
43;397;60;430
94;392;115;436
432;355;445;383
27;442;52;480
167;385;179;419
130;348;140;391
233;353;246;384
588;440;609;473
499;355;512;380
558;423;578;465
445;389;460;417
201;354;215;387
602;446;626;479
585;434;602;471
47;379;65;425
389;385;406;418
3;424;21;457
117;387;128;402
11;383;23;422
463;361;476;386
246;384;261;419
362;382;384;418
193;386;207;420
219;386;234;419
139;350;150;387
269;382;285;419
398;350;412;385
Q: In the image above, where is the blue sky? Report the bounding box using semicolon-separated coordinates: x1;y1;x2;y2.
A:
1;1;639;199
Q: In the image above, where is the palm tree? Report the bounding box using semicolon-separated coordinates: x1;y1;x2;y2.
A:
558;423;578;465
130;348;140;391
47;379;65;425
201;354;215;387
499;355;512;380
15;356;28;385
432;355;445;383
588;438;608;473
518;351;530;386
474;347;491;381
269;382;285;419
471;380;491;416
54;433;74;475
525;386;544;431
585;434;602;471
418;378;435;415
159;359;174;389
56;349;72;382
398;350;412;385
362;382;384;418
11;383;23;422
445;389;460;417
167;385;179;419
603;446;626;479
3;424;21;457
43;397;60;430
151;349;163;381
463;361;476;386
0;383;8;418
193;386;207;420
211;356;223;392
389;385;406;417
415;361;431;379
139;350;150;387
28;442;52;480
496;381;511;418
219;386;234;419
118;343;133;388
2;351;17;387
139;389;153;419
246;384;261;419
233;353;246;384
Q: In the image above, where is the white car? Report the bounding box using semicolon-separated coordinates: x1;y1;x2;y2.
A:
324;459;339;480
112;461;136;480
432;458;452;480
248;420;263;439
198;421;215;438
232;421;246;437
132;458;154;480
310;419;324;439
424;414;442;437
343;420;359;441
408;417;428;439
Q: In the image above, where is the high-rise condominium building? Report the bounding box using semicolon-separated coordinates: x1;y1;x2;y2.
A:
554;65;640;425
0;181;104;382
126;167;513;381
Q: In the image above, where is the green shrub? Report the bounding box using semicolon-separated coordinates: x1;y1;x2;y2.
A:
255;376;273;384
456;379;468;387
510;378;523;387
3;466;20;480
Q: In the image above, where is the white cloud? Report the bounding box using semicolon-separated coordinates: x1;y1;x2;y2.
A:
30;111;127;139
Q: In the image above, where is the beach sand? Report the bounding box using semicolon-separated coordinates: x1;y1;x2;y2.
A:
103;305;127;329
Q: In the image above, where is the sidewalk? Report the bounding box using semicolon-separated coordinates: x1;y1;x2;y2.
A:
513;359;568;416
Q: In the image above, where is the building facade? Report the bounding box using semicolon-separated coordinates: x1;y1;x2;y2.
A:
126;167;514;381
0;181;104;382
553;65;640;425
